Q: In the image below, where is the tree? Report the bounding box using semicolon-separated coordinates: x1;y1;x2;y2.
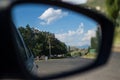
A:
90;27;101;53
106;0;120;24
18;24;68;57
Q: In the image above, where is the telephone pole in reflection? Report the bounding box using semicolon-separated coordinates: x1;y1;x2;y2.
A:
48;36;51;59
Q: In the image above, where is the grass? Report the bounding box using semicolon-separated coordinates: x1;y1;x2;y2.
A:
82;53;97;59
114;27;120;45
112;27;120;52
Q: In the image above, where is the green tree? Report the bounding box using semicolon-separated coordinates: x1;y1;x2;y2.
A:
105;0;120;45
106;0;120;24
18;24;67;57
90;27;101;52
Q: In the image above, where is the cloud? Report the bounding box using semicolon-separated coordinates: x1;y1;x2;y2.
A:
55;23;84;46
38;8;68;25
55;23;96;47
82;29;96;41
62;0;87;4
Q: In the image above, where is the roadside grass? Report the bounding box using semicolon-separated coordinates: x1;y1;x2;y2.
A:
111;27;120;52
35;57;66;62
82;53;97;59
114;27;120;45
113;27;120;52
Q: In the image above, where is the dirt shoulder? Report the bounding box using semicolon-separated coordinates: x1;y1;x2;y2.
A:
112;44;120;53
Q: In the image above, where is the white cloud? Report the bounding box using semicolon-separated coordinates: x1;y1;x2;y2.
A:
38;8;68;25
55;23;96;47
55;23;84;46
62;0;87;4
82;29;96;41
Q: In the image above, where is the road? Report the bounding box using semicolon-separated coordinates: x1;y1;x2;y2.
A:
35;53;120;80
36;57;94;76
58;52;120;80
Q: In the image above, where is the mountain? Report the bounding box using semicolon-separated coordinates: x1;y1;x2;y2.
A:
77;45;89;49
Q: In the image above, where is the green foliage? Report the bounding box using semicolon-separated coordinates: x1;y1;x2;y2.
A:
114;27;120;45
70;51;82;57
84;0;120;45
90;27;100;52
106;0;120;23
105;0;120;45
18;24;67;57
65;53;71;57
91;37;97;49
85;0;120;25
87;0;105;7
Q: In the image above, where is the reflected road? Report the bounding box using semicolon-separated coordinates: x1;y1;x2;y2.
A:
36;57;94;76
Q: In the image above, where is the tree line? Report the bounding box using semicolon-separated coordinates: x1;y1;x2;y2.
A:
90;26;101;53
106;0;120;25
18;24;67;58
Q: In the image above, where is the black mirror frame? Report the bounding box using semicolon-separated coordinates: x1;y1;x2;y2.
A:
7;0;114;80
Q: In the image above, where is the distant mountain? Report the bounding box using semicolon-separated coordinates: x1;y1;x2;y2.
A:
67;45;89;51
77;45;90;49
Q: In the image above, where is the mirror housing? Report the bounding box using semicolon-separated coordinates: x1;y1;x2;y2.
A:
7;0;114;80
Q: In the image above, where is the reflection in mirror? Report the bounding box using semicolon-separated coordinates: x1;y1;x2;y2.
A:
12;4;101;77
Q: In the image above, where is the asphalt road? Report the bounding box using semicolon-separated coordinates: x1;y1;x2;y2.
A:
58;52;120;80
35;52;120;80
36;57;94;77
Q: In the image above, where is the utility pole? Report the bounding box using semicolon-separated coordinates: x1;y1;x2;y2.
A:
48;36;51;58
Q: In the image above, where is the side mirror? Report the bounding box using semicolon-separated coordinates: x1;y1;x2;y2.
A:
10;0;114;80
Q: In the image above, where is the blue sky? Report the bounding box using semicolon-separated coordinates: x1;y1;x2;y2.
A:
12;4;98;47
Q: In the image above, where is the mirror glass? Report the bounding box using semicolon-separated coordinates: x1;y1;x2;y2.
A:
12;4;101;77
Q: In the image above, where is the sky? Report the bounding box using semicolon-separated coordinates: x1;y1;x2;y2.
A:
12;4;98;48
62;0;87;4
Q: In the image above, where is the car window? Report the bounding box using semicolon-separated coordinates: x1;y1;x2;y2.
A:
26;46;33;58
15;30;28;61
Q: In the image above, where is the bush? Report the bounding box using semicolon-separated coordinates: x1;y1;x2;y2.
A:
65;53;71;57
70;51;82;57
